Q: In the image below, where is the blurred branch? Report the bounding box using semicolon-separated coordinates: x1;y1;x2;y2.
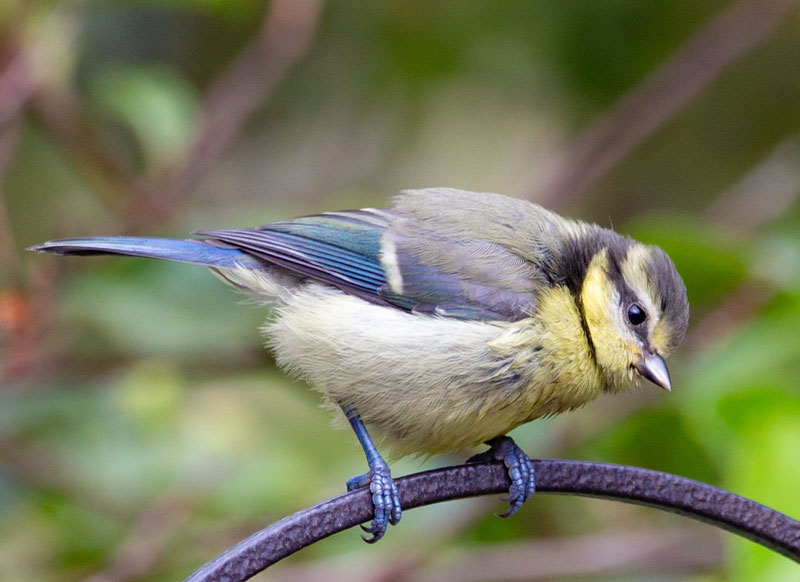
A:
0;6;79;129
706;137;800;232
687;137;800;349
0;118;21;283
407;527;720;582
136;0;325;226
269;526;721;582
9;8;135;222
0;25;31;282
0;42;35;130
31;85;137;220
686;281;771;353
185;459;800;582
0;121;27;378
0;104;32;381
536;0;800;207
26;1;324;232
0;13;73;379
85;492;197;582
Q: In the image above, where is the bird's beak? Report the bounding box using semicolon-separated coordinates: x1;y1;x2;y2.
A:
635;352;671;391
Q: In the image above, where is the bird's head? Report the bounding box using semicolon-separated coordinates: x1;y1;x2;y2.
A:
580;243;689;392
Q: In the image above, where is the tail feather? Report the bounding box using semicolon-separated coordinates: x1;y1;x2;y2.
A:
29;237;265;270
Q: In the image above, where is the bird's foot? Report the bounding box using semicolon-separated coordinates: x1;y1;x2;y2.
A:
346;460;402;543
468;435;535;517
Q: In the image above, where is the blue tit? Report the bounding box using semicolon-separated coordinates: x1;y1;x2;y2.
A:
31;188;689;542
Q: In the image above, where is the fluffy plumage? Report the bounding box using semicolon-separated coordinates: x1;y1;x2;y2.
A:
33;188;689;458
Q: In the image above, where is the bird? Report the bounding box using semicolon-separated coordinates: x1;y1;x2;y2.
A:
30;188;689;542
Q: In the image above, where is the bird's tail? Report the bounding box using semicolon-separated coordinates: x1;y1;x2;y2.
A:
29;236;264;270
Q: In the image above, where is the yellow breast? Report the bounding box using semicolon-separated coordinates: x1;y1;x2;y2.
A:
388;286;607;457
488;286;606;422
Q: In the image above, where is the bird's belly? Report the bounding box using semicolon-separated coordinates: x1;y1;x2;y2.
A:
373;362;600;458
265;284;601;458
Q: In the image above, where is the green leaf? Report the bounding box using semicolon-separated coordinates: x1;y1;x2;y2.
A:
60;259;263;357
726;406;800;581
90;65;200;172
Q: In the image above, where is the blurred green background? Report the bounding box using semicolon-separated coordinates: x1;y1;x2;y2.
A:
2;1;800;580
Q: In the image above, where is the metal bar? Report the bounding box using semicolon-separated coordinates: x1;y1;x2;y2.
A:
184;459;800;582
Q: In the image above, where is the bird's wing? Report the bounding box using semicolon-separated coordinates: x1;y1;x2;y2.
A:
380;189;558;319
201;190;559;321
198;209;395;307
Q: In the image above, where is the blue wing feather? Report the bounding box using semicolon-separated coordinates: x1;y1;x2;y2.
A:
268;210;390;259
197;210;394;303
199;229;386;296
28;237;263;270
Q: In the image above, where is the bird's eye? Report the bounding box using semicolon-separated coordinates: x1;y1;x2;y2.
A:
627;303;647;326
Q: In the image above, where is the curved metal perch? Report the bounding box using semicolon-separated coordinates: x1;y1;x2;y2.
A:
184;459;800;582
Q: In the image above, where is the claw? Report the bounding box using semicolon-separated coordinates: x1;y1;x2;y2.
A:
347;460;401;543
340;404;402;542
479;436;536;518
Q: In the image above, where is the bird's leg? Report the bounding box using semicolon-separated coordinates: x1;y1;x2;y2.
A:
340;404;402;543
467;435;536;517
